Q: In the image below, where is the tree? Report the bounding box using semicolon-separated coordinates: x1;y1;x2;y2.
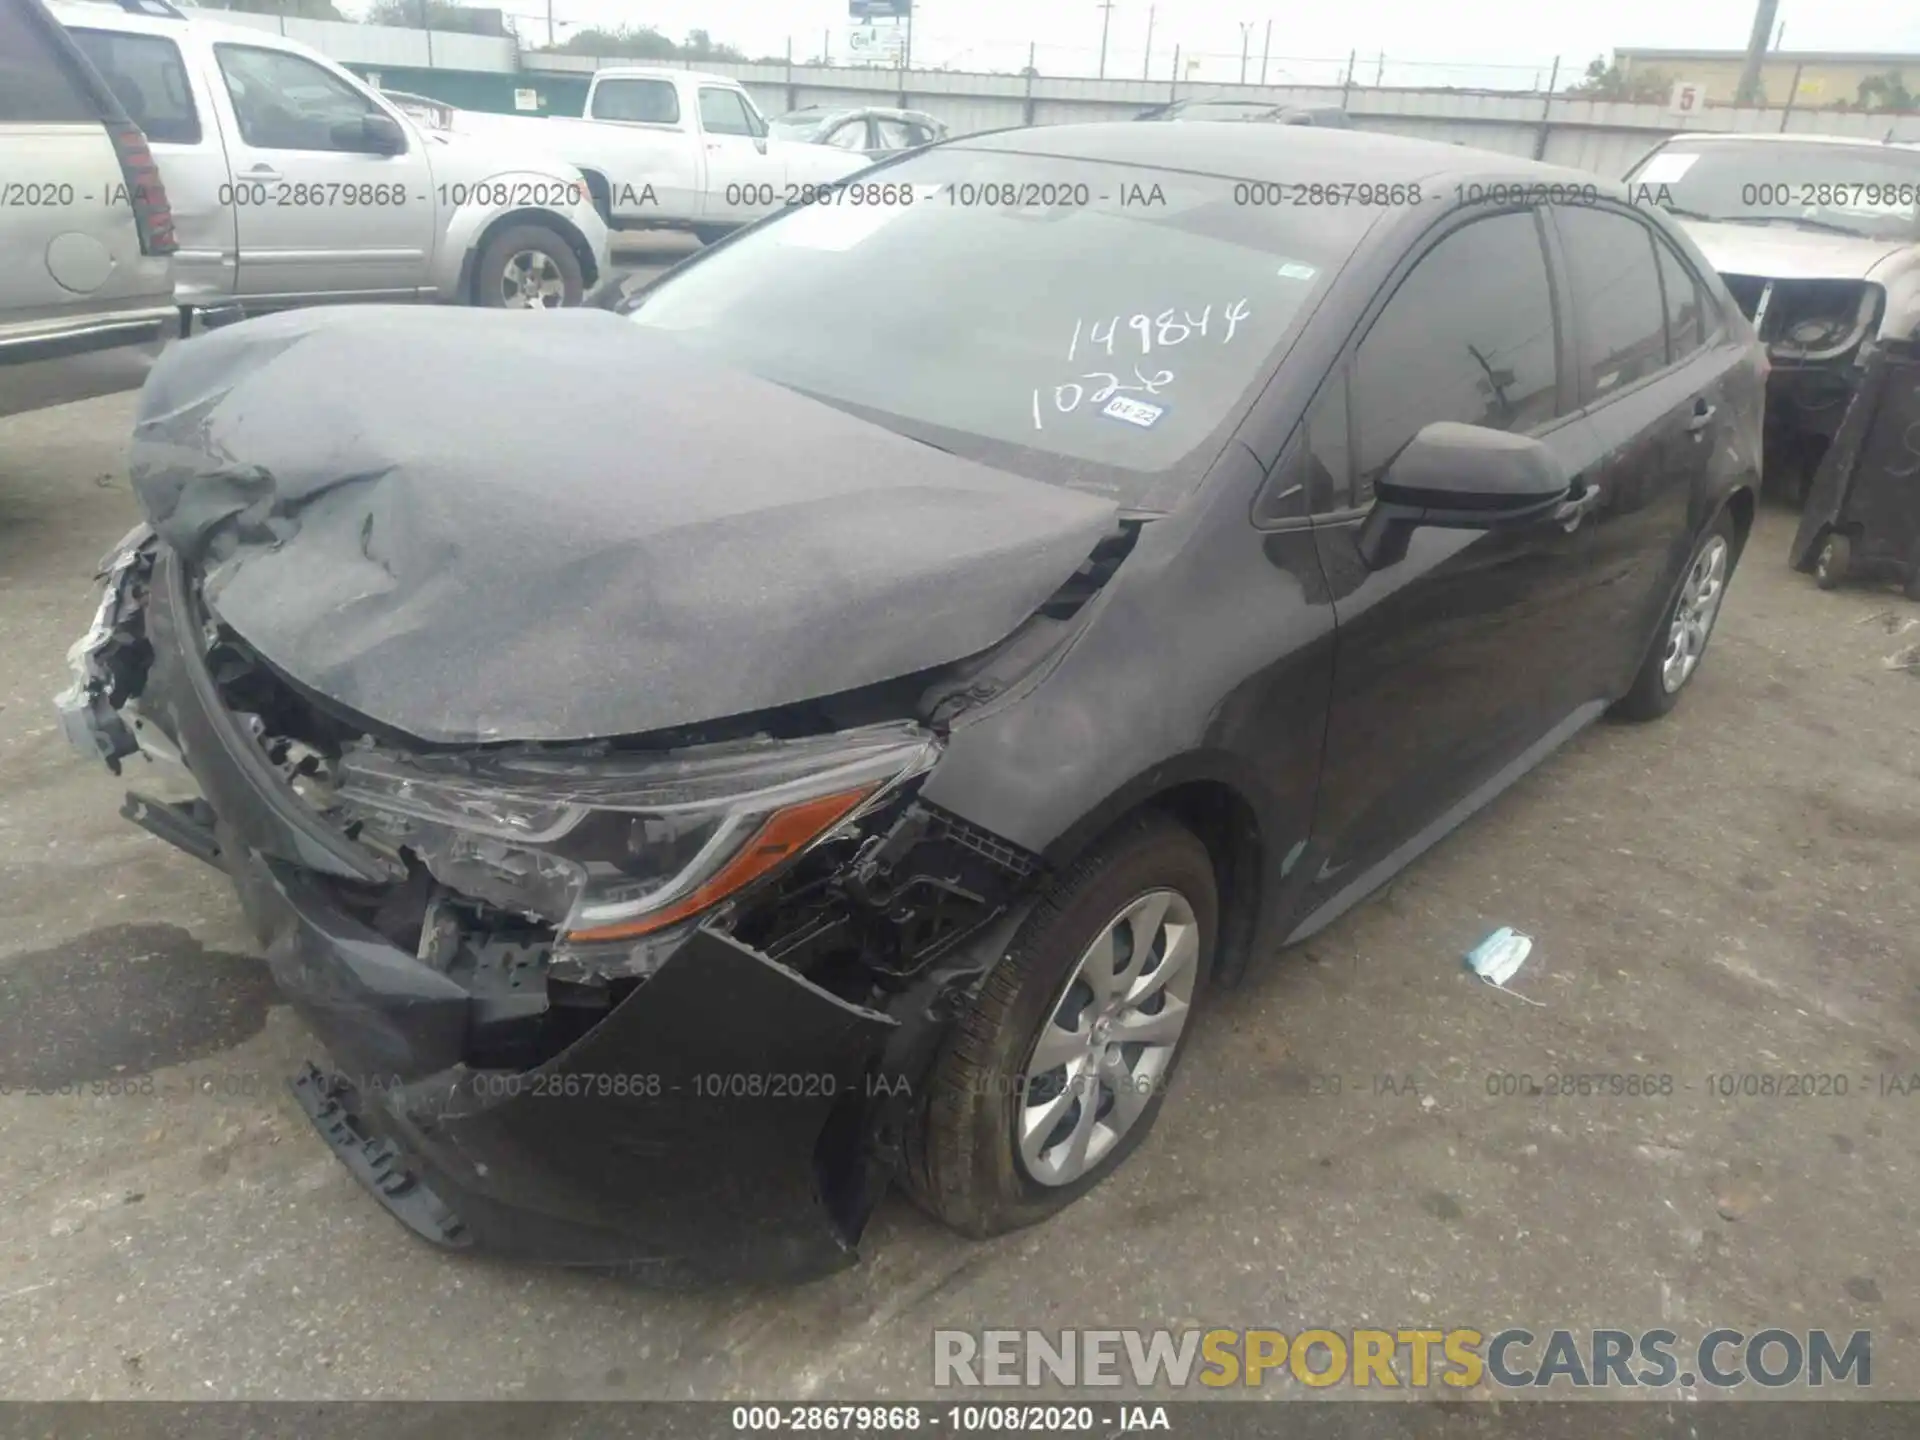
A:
546;23;677;58
681;28;746;63
1566;54;1674;103
1855;71;1916;112
365;0;504;36
197;0;350;19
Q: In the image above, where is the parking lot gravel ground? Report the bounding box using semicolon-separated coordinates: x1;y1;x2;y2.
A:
2;256;1918;1399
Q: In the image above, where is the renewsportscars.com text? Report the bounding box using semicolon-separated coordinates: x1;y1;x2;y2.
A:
933;1327;1871;1390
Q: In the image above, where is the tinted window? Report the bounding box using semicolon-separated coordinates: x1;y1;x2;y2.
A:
590;78;680;125
0;0;96;122
69;29;201;144
1654;235;1704;361
1627;138;1920;242
698;87;755;137
874;118;917;150
629;151;1371;509
1352;211;1560;497
215;45;381;152
1556;207;1671;401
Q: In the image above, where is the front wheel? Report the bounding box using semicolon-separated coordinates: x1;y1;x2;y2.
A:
1815;533;1852;591
903;814;1217;1238
1612;510;1737;721
474;223;583;309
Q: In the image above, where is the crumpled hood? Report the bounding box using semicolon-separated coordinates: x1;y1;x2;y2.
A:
128;306;1119;745
1679;219;1911;283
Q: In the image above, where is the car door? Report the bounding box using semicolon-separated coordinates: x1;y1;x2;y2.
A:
65;23;236;307
207;42;434;301
1292;207;1614;909
696;85;780;222
1549;203;1737;700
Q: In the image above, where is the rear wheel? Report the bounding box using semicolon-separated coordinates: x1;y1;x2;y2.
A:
904;815;1216;1238
1612;510;1736;721
475;223;582;309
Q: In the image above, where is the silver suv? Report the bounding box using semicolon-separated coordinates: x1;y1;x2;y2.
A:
0;0;176;418
49;0;612;313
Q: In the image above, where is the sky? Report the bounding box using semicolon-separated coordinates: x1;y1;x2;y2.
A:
335;0;1920;85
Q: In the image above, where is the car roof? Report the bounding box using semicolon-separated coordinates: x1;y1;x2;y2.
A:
49;0;304;45
594;65;739;86
1654;131;1920;154
956;122;1605;188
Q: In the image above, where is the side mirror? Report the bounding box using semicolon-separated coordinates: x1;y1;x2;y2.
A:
332;112;407;155
1356;422;1571;569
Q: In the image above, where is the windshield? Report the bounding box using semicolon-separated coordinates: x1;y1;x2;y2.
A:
768;113;831;141
1626;139;1920;241
626;147;1372;509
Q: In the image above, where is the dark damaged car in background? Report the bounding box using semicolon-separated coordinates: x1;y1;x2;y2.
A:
60;124;1765;1280
1625;132;1920;507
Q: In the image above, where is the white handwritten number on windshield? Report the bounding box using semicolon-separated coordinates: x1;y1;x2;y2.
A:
1031;299;1251;432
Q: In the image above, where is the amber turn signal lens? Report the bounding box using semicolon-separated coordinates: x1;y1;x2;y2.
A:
562;786;875;942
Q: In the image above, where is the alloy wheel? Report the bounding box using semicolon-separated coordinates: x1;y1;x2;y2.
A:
1661;535;1730;693
1016;888;1200;1187
499;249;567;309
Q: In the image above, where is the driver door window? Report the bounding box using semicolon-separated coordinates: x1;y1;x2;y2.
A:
214;44;384;152
698;87;758;137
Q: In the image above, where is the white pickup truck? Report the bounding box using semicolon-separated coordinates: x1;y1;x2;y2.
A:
448;68;871;243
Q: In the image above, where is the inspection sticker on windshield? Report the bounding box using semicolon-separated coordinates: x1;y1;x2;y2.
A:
1102;395;1166;428
1277;261;1319;282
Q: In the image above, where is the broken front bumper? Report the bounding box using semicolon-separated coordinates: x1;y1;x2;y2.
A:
62;543;903;1280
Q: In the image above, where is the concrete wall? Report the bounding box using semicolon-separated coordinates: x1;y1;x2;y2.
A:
1616;49;1920;108
207;11;518;73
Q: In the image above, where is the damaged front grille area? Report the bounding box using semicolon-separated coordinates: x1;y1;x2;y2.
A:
1721;275;1882;363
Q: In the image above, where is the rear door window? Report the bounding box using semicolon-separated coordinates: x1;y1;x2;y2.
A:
824;118;869;150
1350;210;1561;501
68;28;201;144
0;0;97;122
589;78;680;125
1554;206;1670;401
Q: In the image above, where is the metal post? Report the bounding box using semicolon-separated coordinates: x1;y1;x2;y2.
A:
1142;6;1154;80
545;0;552;48
1531;54;1559;159
1375;51;1384;85
786;36;796;112
1340;47;1354;108
1779;60;1803;131
1260;19;1270;86
1735;0;1779;105
1024;42;1037;124
1238;22;1251;85
420;0;434;68
823;28;830;65
1096;0;1114;80
1169;43;1179;101
898;12;909;108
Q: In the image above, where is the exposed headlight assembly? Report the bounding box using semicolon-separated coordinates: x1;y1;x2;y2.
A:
335;722;940;950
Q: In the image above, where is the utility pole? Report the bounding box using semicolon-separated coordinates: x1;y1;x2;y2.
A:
1735;0;1779;105
545;0;553;48
1239;20;1252;84
1142;5;1154;80
1096;0;1115;79
1260;18;1271;85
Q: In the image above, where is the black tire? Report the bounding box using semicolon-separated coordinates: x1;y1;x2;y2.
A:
473;223;583;309
903;814;1217;1239
1815;534;1852;591
691;224;733;246
1612;508;1739;722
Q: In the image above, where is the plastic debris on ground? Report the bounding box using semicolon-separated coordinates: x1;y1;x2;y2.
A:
1464;926;1544;1005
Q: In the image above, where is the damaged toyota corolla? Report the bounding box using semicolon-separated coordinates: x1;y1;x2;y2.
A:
58;124;1763;1280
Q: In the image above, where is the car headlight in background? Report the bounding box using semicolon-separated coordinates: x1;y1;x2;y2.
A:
335;721;940;954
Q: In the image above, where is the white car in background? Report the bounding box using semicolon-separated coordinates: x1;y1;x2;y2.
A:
51;0;612;312
447;67;870;245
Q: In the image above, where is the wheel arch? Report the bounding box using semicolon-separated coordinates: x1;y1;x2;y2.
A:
463;208;601;304
1034;762;1272;991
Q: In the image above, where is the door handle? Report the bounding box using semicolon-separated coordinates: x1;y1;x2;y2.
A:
1686;401;1717;434
1555;478;1604;532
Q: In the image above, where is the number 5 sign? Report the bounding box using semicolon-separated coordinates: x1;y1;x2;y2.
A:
1668;80;1705;117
